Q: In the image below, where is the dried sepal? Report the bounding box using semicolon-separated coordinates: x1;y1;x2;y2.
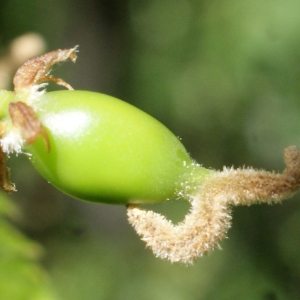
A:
0;145;16;193
127;146;300;264
13;46;78;91
5;47;79;152
9;101;49;151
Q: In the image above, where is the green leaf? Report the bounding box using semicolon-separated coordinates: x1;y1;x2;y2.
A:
0;193;58;300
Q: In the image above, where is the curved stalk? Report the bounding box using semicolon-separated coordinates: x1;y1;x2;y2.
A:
128;146;300;264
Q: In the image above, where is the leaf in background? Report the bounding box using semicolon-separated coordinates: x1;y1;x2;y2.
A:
0;192;58;300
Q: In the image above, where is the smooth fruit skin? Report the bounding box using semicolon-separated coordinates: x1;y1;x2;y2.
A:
27;90;195;204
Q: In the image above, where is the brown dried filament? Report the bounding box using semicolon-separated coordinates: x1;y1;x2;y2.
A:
0;146;16;193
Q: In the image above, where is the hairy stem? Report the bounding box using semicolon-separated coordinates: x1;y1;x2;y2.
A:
127;146;300;264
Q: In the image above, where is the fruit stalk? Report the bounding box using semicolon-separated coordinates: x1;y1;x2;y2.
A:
128;146;300;264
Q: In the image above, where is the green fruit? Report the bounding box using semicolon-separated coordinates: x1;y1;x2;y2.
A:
26;90;207;204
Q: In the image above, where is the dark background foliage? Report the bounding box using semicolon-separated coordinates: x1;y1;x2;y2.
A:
1;0;300;299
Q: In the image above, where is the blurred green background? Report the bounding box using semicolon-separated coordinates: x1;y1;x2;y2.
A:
1;0;300;299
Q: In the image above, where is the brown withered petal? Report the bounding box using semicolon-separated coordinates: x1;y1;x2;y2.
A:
9;101;49;151
13;46;78;90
